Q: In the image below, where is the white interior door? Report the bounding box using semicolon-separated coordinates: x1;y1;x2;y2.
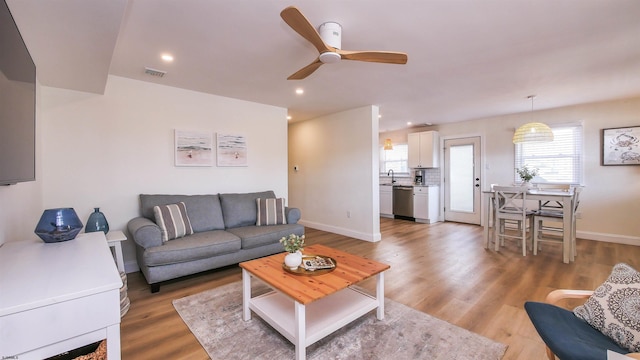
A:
444;137;481;224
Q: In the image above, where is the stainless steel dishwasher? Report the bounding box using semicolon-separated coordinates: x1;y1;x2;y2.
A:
392;185;414;218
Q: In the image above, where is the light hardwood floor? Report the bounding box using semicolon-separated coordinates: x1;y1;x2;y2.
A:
120;218;640;359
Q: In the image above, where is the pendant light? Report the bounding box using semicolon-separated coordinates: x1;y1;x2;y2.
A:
383;138;393;150
512;95;554;144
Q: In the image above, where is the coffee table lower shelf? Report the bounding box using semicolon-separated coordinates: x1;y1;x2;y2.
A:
249;287;378;348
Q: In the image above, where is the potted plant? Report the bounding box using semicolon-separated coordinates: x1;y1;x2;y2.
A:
516;165;538;186
280;234;305;270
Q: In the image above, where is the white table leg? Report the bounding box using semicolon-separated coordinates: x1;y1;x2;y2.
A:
106;323;121;360
113;242;125;273
242;269;251;321
483;193;491;249
562;196;572;264
294;301;306;360
376;272;385;320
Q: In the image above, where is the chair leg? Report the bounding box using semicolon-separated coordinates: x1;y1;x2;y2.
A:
521;222;527;257
494;220;501;251
533;218;540;255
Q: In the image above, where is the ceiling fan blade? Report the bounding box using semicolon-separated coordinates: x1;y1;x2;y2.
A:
280;6;332;54
337;50;408;64
287;58;324;80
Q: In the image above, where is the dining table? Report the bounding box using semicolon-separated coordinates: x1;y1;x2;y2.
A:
482;187;576;263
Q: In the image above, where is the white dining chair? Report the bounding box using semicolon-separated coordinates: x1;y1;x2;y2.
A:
493;186;535;256
532;186;582;260
535;183;571;214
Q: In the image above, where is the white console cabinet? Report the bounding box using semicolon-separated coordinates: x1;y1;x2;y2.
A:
408;131;439;168
0;232;122;359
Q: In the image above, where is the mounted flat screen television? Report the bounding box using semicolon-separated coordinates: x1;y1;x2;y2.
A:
0;0;36;186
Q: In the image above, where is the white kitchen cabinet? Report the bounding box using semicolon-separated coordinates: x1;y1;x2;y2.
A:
413;186;439;223
380;185;393;217
408;131;439;168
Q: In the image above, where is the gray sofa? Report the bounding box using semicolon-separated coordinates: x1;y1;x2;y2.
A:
127;191;304;292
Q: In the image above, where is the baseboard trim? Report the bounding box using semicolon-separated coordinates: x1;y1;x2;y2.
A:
298;220;381;242
124;261;140;274
577;231;640;246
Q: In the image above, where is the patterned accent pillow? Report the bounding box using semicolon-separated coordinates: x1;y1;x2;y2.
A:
256;198;287;226
153;202;194;242
574;263;640;351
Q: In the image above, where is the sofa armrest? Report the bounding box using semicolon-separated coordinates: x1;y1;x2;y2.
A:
285;207;301;224
127;217;163;249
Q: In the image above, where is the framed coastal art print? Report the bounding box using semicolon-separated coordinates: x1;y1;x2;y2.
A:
174;130;214;167
602;126;640;166
216;133;247;167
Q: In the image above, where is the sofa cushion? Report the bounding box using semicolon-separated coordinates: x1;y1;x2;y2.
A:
143;230;241;266
153;202;193;242
574;263;640;352
256;198;287;226
140;194;225;232
227;223;305;250
219;191;275;229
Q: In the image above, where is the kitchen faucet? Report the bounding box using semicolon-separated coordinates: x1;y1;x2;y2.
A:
387;169;396;184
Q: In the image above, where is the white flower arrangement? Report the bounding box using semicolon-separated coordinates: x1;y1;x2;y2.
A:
279;234;305;253
516;165;539;182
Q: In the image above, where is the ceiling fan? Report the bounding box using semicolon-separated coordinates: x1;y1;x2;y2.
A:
280;6;408;80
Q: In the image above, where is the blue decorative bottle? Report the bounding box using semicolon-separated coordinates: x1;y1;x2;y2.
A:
86;207;109;234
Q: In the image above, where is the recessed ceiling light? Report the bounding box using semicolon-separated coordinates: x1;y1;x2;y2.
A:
287;115;292;120
407;122;412;126
161;54;174;62
295;88;304;95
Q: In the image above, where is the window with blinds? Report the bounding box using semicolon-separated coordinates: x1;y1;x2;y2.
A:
514;124;583;185
380;144;409;174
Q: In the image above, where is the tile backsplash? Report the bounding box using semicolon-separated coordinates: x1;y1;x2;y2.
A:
380;168;441;186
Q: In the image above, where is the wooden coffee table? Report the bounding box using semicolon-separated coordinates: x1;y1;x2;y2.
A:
239;244;390;360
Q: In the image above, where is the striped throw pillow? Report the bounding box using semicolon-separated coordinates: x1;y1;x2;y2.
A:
153;202;194;242
256;198;287;226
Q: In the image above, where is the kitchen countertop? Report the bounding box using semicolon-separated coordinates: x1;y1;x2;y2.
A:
380;183;439;187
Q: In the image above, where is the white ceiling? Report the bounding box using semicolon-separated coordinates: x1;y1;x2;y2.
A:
7;0;640;132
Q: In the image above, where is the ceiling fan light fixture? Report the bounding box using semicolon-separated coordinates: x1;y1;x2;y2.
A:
280;6;408;80
319;51;341;64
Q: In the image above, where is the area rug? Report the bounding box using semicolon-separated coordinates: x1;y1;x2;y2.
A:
173;281;507;360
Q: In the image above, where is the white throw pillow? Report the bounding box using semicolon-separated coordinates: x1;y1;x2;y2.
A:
574;263;640;351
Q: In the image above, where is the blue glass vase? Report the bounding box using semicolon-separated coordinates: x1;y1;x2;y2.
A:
86;207;109;234
35;208;84;243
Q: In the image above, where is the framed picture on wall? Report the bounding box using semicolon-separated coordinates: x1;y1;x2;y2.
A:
602;126;640;166
217;133;247;167
174;130;214;167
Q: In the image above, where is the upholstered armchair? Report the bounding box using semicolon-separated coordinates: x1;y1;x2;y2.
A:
525;263;640;360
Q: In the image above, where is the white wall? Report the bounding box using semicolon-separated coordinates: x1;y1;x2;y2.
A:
38;75;289;271
381;96;640;244
289;106;381;242
0;181;42;245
